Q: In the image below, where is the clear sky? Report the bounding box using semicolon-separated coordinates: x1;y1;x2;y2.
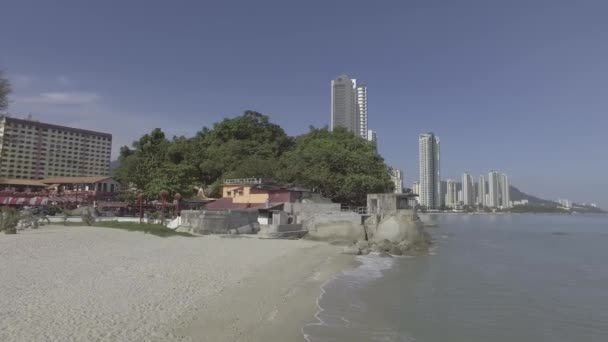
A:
1;0;607;207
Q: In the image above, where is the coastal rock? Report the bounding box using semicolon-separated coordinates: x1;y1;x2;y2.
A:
356;240;369;250
378;239;393;252
377;251;393;258
342;244;361;255
389;246;402;256
360;248;370;255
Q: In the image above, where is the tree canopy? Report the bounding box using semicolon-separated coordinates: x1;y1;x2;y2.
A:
114;111;393;205
0;71;11;111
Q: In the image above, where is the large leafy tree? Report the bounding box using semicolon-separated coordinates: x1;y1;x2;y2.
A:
0;71;11;112
276;127;393;206
113;113;393;205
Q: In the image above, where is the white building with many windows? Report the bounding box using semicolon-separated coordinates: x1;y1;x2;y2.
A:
418;133;441;209
462;172;474;206
0;116;112;179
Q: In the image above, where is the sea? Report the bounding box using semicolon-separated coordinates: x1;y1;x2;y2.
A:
302;214;608;342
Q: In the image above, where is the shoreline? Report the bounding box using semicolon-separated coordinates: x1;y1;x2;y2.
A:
159;240;356;341
0;225;355;342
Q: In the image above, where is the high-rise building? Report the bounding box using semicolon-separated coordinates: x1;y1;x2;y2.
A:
390;168;404;194
478;175;487;206
446;179;457;208
500;173;510;208
462;172;474;206
418;133;441;209
487;170;500;208
0;116;112;179
331;75;372;140
411;181;420;204
354;80;368;139
366;129;377;147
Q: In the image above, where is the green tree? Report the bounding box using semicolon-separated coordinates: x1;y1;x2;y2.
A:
0;71;11;111
277;127;393;206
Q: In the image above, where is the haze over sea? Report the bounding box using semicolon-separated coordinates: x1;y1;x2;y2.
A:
303;214;608;342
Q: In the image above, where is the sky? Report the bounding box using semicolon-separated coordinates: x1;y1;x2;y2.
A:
1;0;607;207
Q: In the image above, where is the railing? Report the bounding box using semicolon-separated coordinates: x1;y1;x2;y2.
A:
340;206;368;215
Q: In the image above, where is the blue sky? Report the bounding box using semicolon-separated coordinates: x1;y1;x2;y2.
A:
1;0;607;207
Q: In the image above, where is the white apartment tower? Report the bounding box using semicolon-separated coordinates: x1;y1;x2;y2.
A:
0;116;112;179
354;80;368;139
390;169;404;194
331;75;371;140
500;173;511;208
487;170;500;208
462;172;474;206
446;179;457;208
419;133;441;209
478;174;487;206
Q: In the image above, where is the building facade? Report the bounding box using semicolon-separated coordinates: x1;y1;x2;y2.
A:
390;168;404;194
331;75;359;134
500;173;510;208
478;174;486;206
487;170;500;208
446;179;457;208
418;133;441;209
462;172;474;206
0;116;112;179
353;80;368;139
330;75;373;141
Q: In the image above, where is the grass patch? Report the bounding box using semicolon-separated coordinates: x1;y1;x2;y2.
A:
93;221;194;237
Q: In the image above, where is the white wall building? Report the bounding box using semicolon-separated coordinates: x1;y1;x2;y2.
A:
478;174;486;206
419;133;441;209
390;168;404;194
367;129;377;147
446;179;457;208
353;79;368;139
488;170;500;208
500;173;511;208
462;172;474;206
0;116;112;179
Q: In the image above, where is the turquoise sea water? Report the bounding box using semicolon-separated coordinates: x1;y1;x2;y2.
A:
303;214;608;342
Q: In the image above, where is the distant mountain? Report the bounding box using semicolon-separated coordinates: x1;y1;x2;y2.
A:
509;185;559;207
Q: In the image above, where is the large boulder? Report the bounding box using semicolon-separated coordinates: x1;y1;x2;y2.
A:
304;212;366;244
371;212;426;245
342;244;361;255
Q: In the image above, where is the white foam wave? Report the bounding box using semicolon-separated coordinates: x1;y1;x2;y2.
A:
302;255;396;341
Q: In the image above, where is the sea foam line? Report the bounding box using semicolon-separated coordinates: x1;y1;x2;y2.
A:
301;255;396;342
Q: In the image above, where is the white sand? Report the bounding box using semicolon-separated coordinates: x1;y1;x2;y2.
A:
0;225;351;342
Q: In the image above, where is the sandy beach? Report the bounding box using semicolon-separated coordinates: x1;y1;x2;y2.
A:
0;225;352;341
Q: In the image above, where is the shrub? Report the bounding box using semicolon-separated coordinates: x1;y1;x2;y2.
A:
82;210;96;226
1;207;20;234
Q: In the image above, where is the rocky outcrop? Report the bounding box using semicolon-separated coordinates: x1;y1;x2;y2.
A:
304;212;366;243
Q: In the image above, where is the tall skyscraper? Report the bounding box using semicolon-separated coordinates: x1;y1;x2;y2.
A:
331;75;358;134
366;129;377;147
354;80;368;139
500;173;511;208
418;133;441;209
478;175;487;207
446;179;457;208
390;169;404;194
411;181;420;204
331;75;372;140
488;170;500;208
462;172;474;206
